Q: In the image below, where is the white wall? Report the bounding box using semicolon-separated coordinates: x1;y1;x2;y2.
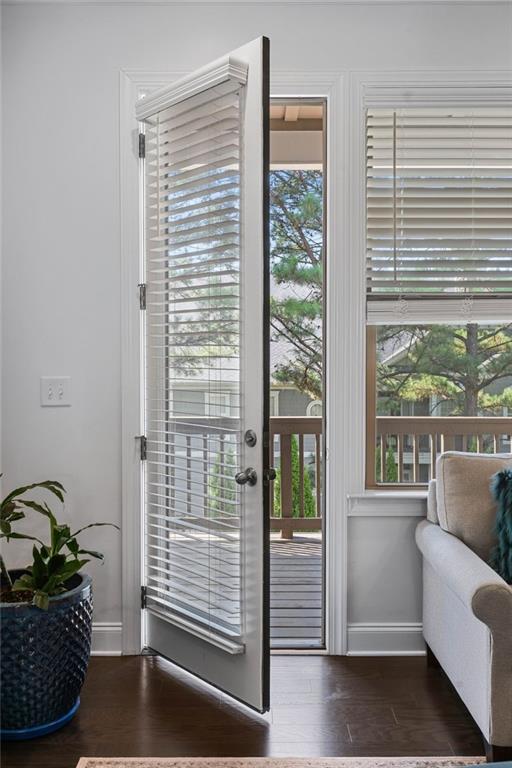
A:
2;1;512;652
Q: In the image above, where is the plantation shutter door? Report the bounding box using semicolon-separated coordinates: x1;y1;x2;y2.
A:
366;108;512;320
136;37;270;712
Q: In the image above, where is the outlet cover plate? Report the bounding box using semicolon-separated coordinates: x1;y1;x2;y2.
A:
40;377;72;407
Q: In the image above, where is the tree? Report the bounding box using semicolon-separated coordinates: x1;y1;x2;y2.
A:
377;323;512;417
273;435;316;518
270;170;323;399
375;444;399;482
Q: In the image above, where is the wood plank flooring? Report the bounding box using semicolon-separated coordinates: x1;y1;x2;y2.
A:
270;535;323;649
2;656;484;768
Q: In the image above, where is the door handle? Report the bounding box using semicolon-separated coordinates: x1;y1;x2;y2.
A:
264;467;277;485
235;467;257;486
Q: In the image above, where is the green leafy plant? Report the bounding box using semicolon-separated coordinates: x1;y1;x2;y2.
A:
273;435;316;518
208;448;237;517
0;478;118;609
375;444;399;483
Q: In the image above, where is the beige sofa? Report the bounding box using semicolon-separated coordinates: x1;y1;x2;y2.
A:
415;452;512;762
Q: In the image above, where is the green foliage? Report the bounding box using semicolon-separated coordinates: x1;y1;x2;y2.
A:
208;449;237;516
273;435;316;518
270;170;323;399
386;445;398;482
377;324;512;417
375;444;398;483
480;387;512;413
0;478;118;609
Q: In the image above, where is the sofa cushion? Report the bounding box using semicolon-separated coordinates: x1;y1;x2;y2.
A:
436;451;512;561
427;479;439;524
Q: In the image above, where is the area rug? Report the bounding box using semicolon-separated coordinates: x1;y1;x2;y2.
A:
76;757;486;768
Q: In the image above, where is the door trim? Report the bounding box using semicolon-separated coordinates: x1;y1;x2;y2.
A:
120;66;347;657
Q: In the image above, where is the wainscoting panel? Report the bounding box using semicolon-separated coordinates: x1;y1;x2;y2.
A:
346;494;427;655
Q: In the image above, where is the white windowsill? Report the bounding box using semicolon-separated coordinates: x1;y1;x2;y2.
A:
348;490;428;500
347;490;427;517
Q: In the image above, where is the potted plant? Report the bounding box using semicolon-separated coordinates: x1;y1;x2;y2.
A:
0;479;118;740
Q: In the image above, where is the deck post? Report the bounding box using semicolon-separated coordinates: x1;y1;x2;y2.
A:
280;433;294;539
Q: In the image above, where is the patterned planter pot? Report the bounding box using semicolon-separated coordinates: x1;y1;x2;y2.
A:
0;571;93;740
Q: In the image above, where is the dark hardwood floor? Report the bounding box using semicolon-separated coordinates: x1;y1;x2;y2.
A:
2;655;484;768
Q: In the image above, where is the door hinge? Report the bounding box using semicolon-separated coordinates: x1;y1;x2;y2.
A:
137;434;147;461
141;585;147;609
138;283;147;310
138;132;146;159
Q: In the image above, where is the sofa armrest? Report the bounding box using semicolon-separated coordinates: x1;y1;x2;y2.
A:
417;519;512;745
416;519;512;633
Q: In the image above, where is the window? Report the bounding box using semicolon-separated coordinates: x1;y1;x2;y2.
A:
205;391;235;418
365;107;512;488
306;399;323;417
366;108;512;297
143;75;245;637
366;323;512;486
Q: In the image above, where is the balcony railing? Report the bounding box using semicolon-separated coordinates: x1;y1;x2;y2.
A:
370;416;512;486
270;416;323;539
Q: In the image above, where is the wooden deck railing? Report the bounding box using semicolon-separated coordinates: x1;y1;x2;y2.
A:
270;416;323;539
369;416;512;487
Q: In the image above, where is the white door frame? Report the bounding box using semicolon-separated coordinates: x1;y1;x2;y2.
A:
119;67;348;656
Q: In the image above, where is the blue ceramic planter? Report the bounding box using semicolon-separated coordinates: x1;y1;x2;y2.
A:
0;571;93;740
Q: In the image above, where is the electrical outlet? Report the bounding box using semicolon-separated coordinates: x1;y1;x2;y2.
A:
40;377;72;407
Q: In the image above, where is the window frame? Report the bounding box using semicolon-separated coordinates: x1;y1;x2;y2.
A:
352;71;512;491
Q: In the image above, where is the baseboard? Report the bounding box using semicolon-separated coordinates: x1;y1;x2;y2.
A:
90;621;424;657
347;622;426;655
91;622;123;656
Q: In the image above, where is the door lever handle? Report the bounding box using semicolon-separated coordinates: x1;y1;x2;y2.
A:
235;467;257;486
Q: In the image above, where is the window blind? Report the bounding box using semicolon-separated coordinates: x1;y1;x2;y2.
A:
144;78;246;640
366;108;512;296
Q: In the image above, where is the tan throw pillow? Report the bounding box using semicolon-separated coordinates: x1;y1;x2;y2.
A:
436;451;512;561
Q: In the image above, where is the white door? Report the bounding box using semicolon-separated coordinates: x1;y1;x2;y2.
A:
136;37;270;712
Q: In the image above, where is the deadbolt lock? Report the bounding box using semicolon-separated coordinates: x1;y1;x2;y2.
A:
244;429;257;447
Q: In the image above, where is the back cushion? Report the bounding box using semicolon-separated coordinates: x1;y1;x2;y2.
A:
437;452;512;561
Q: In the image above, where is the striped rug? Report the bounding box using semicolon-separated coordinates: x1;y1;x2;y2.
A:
76;757;486;768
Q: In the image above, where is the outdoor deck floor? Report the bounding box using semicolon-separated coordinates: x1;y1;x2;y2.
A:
270;533;323;649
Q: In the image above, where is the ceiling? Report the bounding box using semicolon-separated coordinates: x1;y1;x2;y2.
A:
270;103;324;132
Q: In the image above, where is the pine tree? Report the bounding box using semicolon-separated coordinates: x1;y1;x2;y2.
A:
270;170;323;399
378;324;512;416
